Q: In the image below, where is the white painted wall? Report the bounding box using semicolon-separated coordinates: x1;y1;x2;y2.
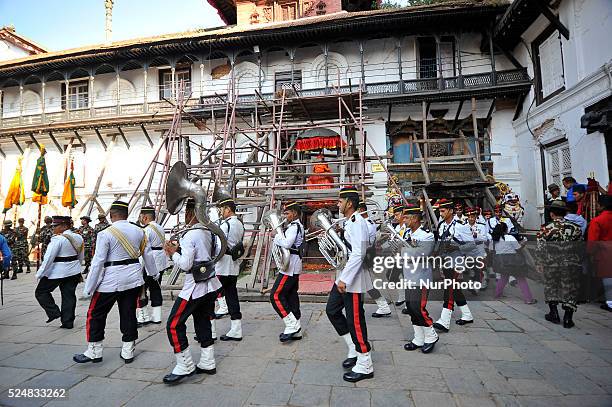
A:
0;39;30;62
510;0;612;228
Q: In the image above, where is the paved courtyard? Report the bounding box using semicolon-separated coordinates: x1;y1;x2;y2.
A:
0;273;611;407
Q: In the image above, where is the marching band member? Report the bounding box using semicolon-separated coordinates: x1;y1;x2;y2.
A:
162;199;220;384
433;199;475;333
74;201;158;365
402;203;439;354
35;216;84;329
454;202;466;222
465;207;488;291
136;206;168;326
215;198;245;341
326;187;374;383
269;201;305;342
359;201;391;318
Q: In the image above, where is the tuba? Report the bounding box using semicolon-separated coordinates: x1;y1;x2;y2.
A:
262;209;291;273
311;208;348;270
165;161;228;263
382;220;414;252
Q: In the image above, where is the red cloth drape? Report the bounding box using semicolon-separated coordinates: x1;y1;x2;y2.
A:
296;136;346;152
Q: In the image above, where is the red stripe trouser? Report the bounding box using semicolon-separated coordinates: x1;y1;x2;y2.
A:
86;286;140;343
326;284;371;354
166;292;216;353
404;286;434;327
270;273;301;320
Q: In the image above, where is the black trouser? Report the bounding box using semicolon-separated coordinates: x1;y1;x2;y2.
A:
270;273;300;320
137;271;163;308
442;268;467;310
217;275;241;320
405;286;433;327
86;286;141;343
326;284;371;353
35;274;80;326
167;292;216;352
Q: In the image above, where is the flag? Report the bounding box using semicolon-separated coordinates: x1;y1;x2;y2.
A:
3;156;25;213
62;160;78;208
31;145;49;205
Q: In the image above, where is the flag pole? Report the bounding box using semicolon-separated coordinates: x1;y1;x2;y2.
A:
36;203;41;269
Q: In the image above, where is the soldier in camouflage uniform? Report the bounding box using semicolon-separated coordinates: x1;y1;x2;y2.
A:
37;216;54;260
536;200;583;329
3;221;17;279
15;218;30;273
94;214;109;237
77;216;95;274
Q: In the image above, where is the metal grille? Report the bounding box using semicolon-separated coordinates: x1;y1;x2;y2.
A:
561;147;571;171
550;151;559;173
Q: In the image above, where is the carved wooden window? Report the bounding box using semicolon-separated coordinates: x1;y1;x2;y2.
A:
275;70;302;91
61;80;89;110
316;1;326;15
159;67;191;100
281;2;297;20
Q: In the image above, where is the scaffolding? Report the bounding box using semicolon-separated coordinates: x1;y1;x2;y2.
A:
122;78;398;291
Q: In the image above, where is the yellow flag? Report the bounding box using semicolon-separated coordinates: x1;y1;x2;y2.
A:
3;156;25;213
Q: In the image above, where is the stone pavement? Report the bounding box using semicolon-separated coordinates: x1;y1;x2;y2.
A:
1;273;611;407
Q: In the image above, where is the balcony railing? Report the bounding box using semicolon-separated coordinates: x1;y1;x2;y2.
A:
0;67;529;130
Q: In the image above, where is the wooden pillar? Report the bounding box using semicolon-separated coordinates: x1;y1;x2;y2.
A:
471;97;481;163
41;82;46;122
115;70;121;114
171;66;176;100
422;100;428;161
456;33;463;88
289;49;295;84
488;29;496;85
397;38;404;93
257;51;262;92
199;62;204;98
143;67;148;113
359;41;365;90
64;79;70;120
89;75;95;117
19;84;23;124
324;44;329;92
435;35;443;90
0;89;3;127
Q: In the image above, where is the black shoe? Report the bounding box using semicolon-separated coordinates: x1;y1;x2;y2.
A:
10;274;16;280
163;370;195;384
149;321;162;325
433;323;449;333
545;302;560;324
601;304;612;312
219;335;242;341
195;366;216;375
562;307;575;329
73;353;102;363
26;270;31;274
342;357;357;369
395;301;405;306
46;316;60;323
401;308;410;315
120;354;134;364
403;342;422;351
280;329;302;343
343;371;374;382
422;338;439;354
456;319;474;326
60;324;74;329
371;311;391;318
215;313;228;319
136;321;151;328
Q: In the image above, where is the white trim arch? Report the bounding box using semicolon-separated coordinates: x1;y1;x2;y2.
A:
310;52;349;88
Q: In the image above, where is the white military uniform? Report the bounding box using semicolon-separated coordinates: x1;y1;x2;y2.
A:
365;218;377;246
468;221;488;258
273;219;304;277
84;220;158;295
37;230;84;279
434;218;475;329
215;215;244;276
144;222;168;273
337;214;373;294
173;225;221;300
402;226;435;284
